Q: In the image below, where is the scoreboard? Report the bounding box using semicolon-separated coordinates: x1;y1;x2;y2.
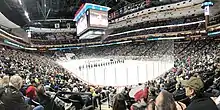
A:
89;9;108;28
74;3;110;38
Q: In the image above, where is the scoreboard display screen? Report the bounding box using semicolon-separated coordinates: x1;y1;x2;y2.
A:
74;3;110;37
89;9;108;28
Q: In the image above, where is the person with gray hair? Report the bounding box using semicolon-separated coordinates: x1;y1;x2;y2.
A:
2;75;9;87
147;90;177;110
9;75;23;89
0;75;31;110
0;78;3;88
0;75;44;110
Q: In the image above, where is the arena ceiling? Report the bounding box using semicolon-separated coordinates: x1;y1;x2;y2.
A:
1;0;218;28
0;0;143;27
25;0;142;20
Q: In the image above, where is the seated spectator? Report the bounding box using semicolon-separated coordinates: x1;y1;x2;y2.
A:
2;75;9;87
109;89;117;107
173;83;187;101
148;86;157;101
72;85;79;93
36;84;51;109
147;90;177;110
69;88;85;109
0;75;44;110
0;78;2;88
26;80;37;100
181;77;218;110
130;87;148;110
20;83;28;96
113;93;127;110
215;95;220;110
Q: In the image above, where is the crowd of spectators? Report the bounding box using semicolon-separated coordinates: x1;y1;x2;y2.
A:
31;32;78;45
0;36;219;110
109;0;187;20
209;12;220;26
0;0;220;109
31;33;76;41
70;41;174;60
0;46;111;110
29;13;207;45
105;14;205;41
56;38;220;109
107;39;220;110
31;39;78;45
105;23;204;41
110;14;204;35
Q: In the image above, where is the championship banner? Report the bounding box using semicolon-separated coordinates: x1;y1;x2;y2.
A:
204;6;210;16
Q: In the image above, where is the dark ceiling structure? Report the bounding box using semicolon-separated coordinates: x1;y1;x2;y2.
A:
0;0;144;27
24;0;143;20
0;0;29;27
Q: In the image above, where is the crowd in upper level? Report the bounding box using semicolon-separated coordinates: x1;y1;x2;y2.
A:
109;0;187;20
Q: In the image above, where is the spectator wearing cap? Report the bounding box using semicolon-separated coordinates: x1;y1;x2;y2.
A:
130;87;148;110
181;77;218;110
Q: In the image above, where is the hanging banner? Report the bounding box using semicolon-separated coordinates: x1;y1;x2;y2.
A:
204;6;210;16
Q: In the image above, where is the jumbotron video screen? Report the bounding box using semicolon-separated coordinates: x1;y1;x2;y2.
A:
76;9;108;36
89;9;108;28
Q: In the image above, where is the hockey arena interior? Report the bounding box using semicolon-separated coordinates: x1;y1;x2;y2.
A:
0;0;220;110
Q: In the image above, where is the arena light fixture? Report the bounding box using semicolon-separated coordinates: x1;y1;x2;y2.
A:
3;39;25;49
158;37;185;40
208;31;220;36
18;0;22;5
147;37;185;41
24;47;37;50
27;31;31;38
24;11;30;21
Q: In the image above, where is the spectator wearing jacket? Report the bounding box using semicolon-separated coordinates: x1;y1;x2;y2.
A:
36;84;51;109
109;89;117;107
69;87;85;109
182;77;218;110
113;93;127;110
130;87;148;110
0;75;31;110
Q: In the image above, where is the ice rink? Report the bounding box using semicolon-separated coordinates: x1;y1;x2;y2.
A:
58;58;174;86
